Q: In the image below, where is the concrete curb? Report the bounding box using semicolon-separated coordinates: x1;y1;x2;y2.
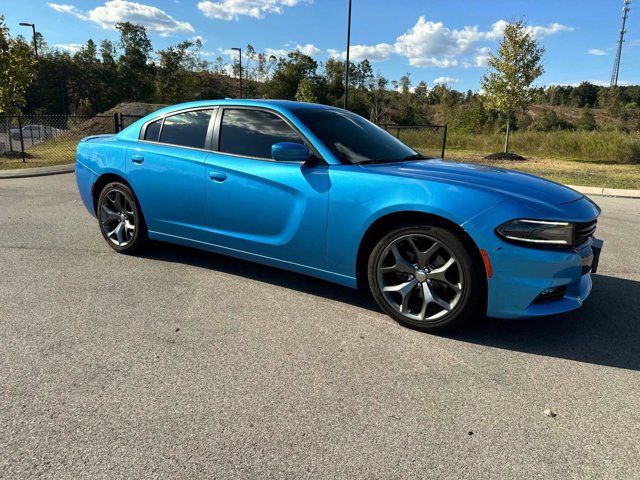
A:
1;164;640;199
566;184;640;199
0;164;74;179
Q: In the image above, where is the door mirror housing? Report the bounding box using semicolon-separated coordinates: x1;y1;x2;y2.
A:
271;142;310;163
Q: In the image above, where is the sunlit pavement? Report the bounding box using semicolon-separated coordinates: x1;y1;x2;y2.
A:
1;173;638;479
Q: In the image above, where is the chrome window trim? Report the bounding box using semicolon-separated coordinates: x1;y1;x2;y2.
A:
138;106;218;151
136;104;327;164
215;105;326;164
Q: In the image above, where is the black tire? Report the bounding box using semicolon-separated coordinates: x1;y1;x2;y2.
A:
96;181;148;254
367;224;483;332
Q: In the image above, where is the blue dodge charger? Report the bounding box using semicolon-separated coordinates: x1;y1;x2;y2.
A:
76;99;602;331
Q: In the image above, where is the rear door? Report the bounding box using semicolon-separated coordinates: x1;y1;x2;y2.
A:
126;108;216;242
204;107;330;268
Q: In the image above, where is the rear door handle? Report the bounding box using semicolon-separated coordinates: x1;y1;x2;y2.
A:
131;154;144;164
209;171;227;182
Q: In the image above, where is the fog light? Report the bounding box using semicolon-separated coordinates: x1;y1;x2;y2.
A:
533;286;567;303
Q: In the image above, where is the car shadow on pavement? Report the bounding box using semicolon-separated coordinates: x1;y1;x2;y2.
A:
144;242;378;311
145;244;639;371
446;274;640;371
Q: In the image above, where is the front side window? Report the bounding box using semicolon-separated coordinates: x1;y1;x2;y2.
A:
158;109;213;149
291;108;422;165
219;108;302;159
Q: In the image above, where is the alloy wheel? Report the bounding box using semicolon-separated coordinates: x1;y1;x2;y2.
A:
99;188;136;247
376;233;464;322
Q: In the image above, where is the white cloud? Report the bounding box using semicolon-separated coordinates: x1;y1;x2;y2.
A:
327;48;343;60
197;0;311;21
190;35;205;44
295;43;321;57
329;16;573;68
588;49;608;56
527;22;574;39
433;76;462;85
473;46;491;67
47;3;88;19
484;20;573;40
265;47;289;58
48;0;194;36
53;43;83;53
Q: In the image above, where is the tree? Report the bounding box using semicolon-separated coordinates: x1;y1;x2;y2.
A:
575;106;597;131
0;16;36;114
266;51;317;100
295;78;317;103
157;40;196;103
481;19;544;153
115;22;154;102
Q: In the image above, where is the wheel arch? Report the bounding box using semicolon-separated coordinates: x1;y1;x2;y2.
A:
355;211;487;304
91;173;133;215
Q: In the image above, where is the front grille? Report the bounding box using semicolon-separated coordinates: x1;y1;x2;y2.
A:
574;219;597;247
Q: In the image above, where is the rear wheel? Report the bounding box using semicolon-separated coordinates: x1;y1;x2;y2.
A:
367;224;482;332
97;182;147;254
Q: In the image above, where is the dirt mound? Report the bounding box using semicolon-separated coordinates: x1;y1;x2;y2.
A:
65;102;167;138
483;152;528;161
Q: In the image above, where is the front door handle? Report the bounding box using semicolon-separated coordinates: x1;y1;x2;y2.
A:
131;154;144;164
209;171;227;182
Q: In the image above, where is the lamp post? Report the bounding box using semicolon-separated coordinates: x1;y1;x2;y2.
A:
19;22;38;59
231;47;243;98
343;0;352;110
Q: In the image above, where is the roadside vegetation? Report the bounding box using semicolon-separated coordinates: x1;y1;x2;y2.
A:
1;15;639;187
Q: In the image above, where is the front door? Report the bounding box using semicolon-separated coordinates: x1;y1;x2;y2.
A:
204;107;329;269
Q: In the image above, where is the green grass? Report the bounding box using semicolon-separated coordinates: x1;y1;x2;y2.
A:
441;150;640;190
3;129;640;189
402;128;640;189
0;138;78;170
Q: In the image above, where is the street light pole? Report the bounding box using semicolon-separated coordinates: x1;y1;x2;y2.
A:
19;22;38;60
343;0;352;110
231;47;243;98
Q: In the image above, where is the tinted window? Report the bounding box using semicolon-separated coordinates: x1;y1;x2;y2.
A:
291;108;420;165
159;110;213;149
144;118;162;141
219;109;302;159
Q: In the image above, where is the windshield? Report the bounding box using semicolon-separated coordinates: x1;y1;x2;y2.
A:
291;108;426;165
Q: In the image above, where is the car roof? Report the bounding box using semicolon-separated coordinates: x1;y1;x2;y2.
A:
116;99;343;142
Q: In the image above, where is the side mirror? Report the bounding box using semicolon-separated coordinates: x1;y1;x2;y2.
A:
271;142;310;163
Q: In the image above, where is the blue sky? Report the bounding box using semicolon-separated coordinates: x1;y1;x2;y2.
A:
4;0;639;90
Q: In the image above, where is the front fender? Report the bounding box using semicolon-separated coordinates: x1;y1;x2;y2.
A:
325;166;505;280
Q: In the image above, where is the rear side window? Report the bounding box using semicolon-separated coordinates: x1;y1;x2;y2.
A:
158;110;214;149
144;119;162;141
219;108;302;159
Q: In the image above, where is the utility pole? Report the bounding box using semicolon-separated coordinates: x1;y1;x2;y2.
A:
343;0;352;110
231;47;243;98
611;0;631;87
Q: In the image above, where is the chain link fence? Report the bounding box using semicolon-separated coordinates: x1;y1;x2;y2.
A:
380;124;448;159
0;113;447;165
0;113;145;165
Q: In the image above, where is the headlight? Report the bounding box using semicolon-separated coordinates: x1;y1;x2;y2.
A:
495;219;574;247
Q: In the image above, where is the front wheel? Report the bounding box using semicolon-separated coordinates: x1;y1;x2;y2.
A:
97;182;147;254
367;225;482;332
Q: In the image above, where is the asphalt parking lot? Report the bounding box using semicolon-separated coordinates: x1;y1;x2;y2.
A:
1;173;639;479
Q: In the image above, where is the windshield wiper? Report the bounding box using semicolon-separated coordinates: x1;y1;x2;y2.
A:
402;154;430;161
357;154;431;165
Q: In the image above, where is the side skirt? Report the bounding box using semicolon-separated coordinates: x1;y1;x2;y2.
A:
148;230;358;289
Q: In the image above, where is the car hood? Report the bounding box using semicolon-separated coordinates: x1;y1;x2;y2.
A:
359;159;584;206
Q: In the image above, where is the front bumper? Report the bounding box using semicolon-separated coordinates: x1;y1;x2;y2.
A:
484;239;602;319
462;197;602;319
